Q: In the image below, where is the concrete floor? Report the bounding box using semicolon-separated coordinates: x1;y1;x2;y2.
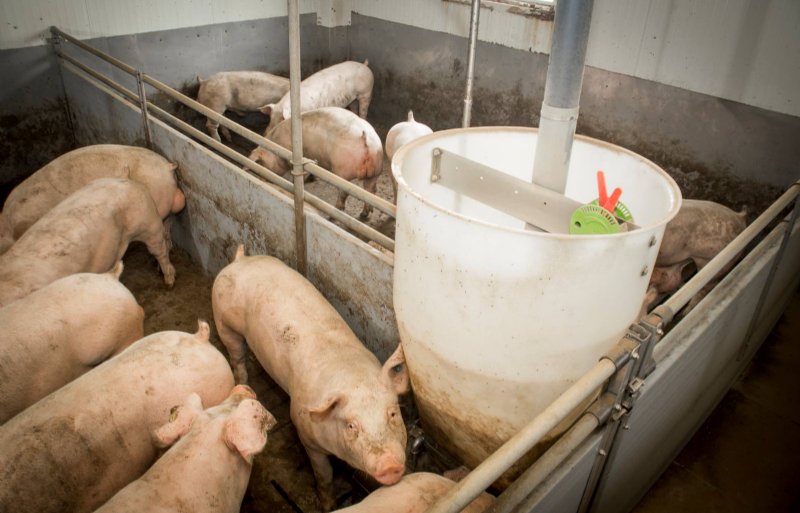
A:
632;286;800;513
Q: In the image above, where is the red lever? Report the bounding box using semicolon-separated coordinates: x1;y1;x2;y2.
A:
597;171;608;206
596;170;623;214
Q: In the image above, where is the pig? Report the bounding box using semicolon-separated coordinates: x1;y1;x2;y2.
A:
212;245;409;511
385;110;433;161
197;71;290;142
0;321;234;513
334;472;495;513
0;178;175;307
0;263;144;423
248;106;384;218
0;144;185;254
385;110;433;200
260;60;373;133
93;385;276;513
641;199;747;316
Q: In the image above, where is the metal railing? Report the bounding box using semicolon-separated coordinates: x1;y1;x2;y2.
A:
49;25;396;267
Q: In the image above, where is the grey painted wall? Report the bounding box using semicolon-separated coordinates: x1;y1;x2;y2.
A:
0;44;73;187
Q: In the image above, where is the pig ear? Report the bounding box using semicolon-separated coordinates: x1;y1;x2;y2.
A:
307;394;347;423
259;104;273;115
153;393;203;447
223;398;276;463
381;344;410;395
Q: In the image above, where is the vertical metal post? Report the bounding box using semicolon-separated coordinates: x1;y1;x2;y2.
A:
136;70;153;149
462;0;481;128
532;0;595;193
49;32;78;147
737;184;800;361
287;0;307;275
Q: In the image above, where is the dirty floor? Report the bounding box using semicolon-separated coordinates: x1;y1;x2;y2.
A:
632;286;800;513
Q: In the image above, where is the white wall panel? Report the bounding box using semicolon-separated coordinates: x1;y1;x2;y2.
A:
349;0;800;117
0;0;318;49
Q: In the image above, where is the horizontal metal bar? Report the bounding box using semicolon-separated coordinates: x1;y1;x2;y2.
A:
490;413;600;513
59;57;395;252
51;26;138;76
426;359;617;513
665;182;800;312
52;26;395;219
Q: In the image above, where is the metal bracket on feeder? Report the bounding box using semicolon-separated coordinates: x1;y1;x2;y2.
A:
430;147;585;234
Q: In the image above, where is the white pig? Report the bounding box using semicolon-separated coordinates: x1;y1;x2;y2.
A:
248;106;383;218
0;263;144;423
197;71;290;142
212;246;409;512
93;385;276;513
641;199;747;316
0;321;234;513
384;110;433;200
334;472;495;513
0;144;185;253
260;60;373;132
0;178;175;307
385;110;433;161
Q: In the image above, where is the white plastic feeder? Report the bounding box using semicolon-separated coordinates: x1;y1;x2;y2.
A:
392;127;682;476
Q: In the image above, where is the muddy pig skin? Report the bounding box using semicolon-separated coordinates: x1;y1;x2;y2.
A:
197;71;290;142
212;246;409;512
261;60;373;132
0;321;234;513
249;106;383;218
334;472;494;513
642;199;747;315
0;263;143;424
0;178;175;307
93;385;276;513
0;144;185;253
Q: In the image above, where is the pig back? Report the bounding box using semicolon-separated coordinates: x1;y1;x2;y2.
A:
213;254;372;394
0;178;162;305
1;144;179;238
0;326;234;513
0;271;144;423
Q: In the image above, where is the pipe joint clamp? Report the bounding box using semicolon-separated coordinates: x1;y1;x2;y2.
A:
540;104;580;122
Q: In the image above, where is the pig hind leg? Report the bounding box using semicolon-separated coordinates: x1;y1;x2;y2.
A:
357;92;372;119
216;321;250;384
359;175;379;219
336;190;349;211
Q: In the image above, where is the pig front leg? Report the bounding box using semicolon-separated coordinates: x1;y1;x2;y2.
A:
138;221;176;287
205;119;222;143
215;321;249;384
305;446;336;512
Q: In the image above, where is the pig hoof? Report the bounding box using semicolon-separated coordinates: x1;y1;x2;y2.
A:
163;266;176;288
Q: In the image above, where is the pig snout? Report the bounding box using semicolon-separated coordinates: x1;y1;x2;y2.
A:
371;451;406;485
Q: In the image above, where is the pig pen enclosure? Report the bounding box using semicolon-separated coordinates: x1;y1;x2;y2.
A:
2;2;800;512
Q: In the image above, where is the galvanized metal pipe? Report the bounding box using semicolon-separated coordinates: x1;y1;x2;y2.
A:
461;0;481;128
665;182;800;314
425;359;616;513
49;26;396;219
58;56;396;252
736;185;800;361
135;70;153;149
287;0;307;275
490;413;600;513
531;0;595;193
